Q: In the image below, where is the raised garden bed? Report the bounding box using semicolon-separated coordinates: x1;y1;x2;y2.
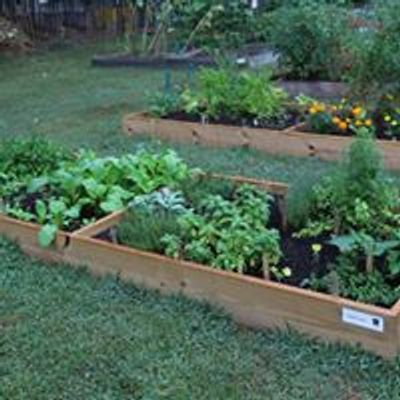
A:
123;112;400;170
64;228;400;359
3;171;400;358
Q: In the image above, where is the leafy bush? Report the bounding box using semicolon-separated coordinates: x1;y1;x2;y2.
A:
171;0;260;50
345;0;400;99
309;255;400;307
265;0;351;80
152;67;289;124
0;136;72;180
162;185;281;275
295;129;400;238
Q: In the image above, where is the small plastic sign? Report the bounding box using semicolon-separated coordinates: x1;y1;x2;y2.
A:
342;307;384;333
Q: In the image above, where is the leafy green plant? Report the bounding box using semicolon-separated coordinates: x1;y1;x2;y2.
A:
148;91;181;118
129;188;189;214
161;185;281;277
0;136;72;179
3;146;194;247
265;0;351;80
345;0;400;100
329;231;400;273
179;174;235;210
158;67;289;124
170;0;260;51
309;255;400;307
296;130;400;238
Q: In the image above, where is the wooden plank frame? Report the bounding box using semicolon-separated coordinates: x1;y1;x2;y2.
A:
0;214;70;262
123;112;400;170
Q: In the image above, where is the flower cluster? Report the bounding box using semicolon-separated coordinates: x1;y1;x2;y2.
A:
379;95;400;138
307;99;373;134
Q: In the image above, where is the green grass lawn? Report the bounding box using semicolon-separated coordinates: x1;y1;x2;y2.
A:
1;42;400;399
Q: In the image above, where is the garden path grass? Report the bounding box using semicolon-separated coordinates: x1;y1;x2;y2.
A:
1;42;400;399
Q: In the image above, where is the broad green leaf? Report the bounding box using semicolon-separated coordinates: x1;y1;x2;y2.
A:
38;224;58;248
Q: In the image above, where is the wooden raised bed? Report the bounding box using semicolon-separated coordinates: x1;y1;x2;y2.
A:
64;210;400;359
123;112;400;170
2;176;400;358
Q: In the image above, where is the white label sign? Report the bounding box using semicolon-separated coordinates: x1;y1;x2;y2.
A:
342;307;384;333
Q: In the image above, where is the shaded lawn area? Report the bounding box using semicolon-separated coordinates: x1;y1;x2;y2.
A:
1;42;400;399
1;238;400;400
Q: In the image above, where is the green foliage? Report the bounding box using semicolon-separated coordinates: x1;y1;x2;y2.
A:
265;0;351;80
0;136;71;179
130;188;188;214
329;231;400;273
154;67;289;122
170;0;260;50
179;174;235;210
148;91;181;118
162;185;281;274
345;0;400;99
309;255;400;307
2;144;194;246
118;208;182;253
296;131;400;238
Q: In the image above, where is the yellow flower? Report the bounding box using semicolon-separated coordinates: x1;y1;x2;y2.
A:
282;267;292;278
332;116;341;125
384;115;392;122
365;119;373;127
355;120;363;127
309;107;317;114
352;106;363;117
312;244;322;254
346;118;351;123
339;121;348;131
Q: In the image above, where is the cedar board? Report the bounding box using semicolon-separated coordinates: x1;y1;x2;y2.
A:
123;113;400;170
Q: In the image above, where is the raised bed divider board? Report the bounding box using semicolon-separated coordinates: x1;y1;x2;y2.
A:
123;113;400;171
1;176;400;358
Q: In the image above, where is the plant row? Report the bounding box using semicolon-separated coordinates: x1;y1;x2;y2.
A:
1;135;400;308
150;67;400;140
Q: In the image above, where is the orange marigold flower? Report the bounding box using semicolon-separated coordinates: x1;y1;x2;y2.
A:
338;121;348;131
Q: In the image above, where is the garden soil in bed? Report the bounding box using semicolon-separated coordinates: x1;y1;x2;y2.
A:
164;110;301;131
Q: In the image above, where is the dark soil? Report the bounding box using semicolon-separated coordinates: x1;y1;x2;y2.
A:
164;110;301;131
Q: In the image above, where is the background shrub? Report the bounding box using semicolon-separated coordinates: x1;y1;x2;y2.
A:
344;0;400;100
265;0;351;80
